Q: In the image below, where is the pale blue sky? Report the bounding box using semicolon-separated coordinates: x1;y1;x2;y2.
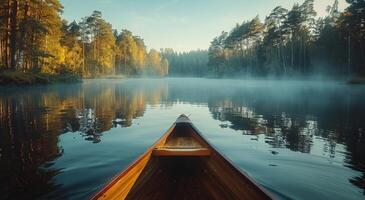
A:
60;0;347;52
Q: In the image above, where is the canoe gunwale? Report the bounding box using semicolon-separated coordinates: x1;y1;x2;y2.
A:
90;124;176;200
188;123;274;199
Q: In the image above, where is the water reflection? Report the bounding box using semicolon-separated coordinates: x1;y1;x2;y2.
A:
0;80;168;199
207;84;365;195
0;79;364;199
0;93;63;199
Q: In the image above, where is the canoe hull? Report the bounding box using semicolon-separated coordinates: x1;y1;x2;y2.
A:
91;115;273;200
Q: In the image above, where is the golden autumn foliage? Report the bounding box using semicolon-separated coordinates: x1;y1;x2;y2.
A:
146;49;168;76
0;1;168;80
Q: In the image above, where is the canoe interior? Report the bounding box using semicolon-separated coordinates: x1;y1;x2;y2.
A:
153;123;211;157
93;120;272;200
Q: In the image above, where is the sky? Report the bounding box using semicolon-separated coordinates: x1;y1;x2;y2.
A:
60;0;348;52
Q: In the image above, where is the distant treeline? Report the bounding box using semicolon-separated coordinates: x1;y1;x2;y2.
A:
0;1;168;77
1;0;364;80
208;0;365;77
161;49;208;76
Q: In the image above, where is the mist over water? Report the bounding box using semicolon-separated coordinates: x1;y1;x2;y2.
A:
0;0;364;199
0;78;364;200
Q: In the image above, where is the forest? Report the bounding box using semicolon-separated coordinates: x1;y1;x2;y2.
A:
0;1;168;84
161;49;208;77
208;0;365;77
0;0;364;83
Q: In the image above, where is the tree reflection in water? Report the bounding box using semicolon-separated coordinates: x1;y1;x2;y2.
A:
0;80;168;199
0;79;364;198
209;98;365;193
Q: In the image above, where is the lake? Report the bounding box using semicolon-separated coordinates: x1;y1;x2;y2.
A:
0;78;364;200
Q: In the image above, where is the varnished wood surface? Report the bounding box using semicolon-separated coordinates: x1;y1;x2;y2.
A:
124;155;271;200
91;125;172;200
91;115;273;200
164;136;203;148
153;147;211;156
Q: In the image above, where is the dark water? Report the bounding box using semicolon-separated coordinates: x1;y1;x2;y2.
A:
0;78;364;200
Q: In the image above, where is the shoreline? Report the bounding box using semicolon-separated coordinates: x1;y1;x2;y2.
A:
0;71;82;86
1;71;364;86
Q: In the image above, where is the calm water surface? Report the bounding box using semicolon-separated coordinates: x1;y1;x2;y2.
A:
0;78;364;200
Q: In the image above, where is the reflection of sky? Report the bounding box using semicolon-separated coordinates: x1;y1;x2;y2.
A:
60;0;348;52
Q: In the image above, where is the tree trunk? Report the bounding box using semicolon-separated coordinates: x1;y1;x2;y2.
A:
291;34;294;70
347;35;351;76
124;46;127;74
82;42;85;75
299;36;302;72
19;1;29;71
240;42;244;69
9;0;18;71
281;44;286;74
277;46;281;74
359;37;365;75
4;0;11;68
246;40;249;75
0;35;4;68
303;40;308;73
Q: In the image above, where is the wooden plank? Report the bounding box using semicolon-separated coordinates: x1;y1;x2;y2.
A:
164;136;203;148
153;148;211;157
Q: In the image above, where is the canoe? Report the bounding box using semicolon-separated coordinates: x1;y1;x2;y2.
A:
91;114;273;200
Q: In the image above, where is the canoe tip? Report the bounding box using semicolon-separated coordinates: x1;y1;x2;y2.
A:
176;114;192;123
